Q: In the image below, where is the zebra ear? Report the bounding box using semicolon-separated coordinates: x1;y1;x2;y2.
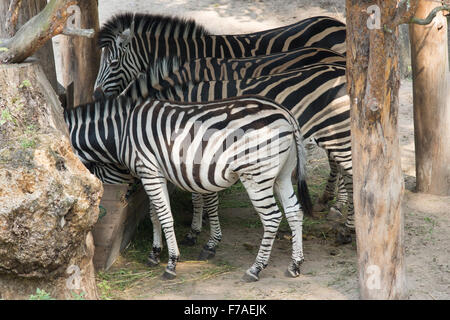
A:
117;28;132;47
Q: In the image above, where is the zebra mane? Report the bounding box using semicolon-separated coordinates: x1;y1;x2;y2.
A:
120;56;184;100
148;56;182;85
98;12;211;48
120;56;191;101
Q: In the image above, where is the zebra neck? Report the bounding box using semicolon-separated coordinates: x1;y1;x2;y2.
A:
121;57;185;101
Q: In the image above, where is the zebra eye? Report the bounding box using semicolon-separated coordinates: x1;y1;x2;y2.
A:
110;59;120;67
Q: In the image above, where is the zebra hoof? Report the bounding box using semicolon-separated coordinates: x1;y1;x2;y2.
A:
146;256;160;267
242;269;259;282
181;234;197;246
285;268;300;278
335;225;353;245
198;248;216;261
286;260;302;278
162;268;177;280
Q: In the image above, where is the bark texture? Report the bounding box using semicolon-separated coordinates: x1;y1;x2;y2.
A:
0;0;76;64
346;0;406;299
60;0;100;105
0;0;58;91
410;1;450;196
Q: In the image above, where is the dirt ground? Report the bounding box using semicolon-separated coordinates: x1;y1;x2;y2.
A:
58;0;449;300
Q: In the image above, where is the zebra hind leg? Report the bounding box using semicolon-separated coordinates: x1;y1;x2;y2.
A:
314;155;340;212
327;175;346;219
181;192;203;246
198;192;222;261
274;177;305;278
241;182;281;282
335;171;354;245
147;202;163;266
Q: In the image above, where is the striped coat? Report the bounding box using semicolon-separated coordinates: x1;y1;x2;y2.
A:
64;94;312;281
120;60;355;237
94;13;346;97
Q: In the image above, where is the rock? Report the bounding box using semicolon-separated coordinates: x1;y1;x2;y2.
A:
0;62;103;300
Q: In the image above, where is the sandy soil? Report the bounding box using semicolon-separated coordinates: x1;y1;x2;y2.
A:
62;0;449;300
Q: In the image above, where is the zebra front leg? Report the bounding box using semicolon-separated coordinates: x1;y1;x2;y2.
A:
181;193;203;246
147;202;163;266
241;182;281;282
140;174;180;280
198;192;222;261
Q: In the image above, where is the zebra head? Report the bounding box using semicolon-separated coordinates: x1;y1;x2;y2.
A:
94;13;210;100
94;20;138;99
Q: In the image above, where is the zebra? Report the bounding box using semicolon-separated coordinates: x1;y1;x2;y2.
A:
93;13;348;243
63;94;313;281
120;60;354;243
93;12;346;98
91;48;348;249
118;49;348;244
134;46;345;87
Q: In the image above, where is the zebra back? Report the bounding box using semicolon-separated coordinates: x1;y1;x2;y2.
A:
121;61;348;134
120;47;345;102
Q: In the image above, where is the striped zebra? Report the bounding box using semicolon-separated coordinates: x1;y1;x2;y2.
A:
119;49;348;245
121;59;354;243
64;94;313;281
93;12;346;98
87;162;136;184
93;13;348;243
135;46;345;87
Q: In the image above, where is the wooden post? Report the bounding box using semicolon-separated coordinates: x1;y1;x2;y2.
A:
346;0;406;299
410;1;450;196
0;0;58;91
59;0;100;105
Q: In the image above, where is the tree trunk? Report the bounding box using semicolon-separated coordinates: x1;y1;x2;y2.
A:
0;0;58;91
346;0;406;299
0;0;77;64
60;0;100;105
410;1;450;196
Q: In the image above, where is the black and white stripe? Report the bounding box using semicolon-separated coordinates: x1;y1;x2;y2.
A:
94;13;346;97
64;95;313;281
121;60;354;234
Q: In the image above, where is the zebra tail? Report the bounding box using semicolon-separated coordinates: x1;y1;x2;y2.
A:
290;115;313;217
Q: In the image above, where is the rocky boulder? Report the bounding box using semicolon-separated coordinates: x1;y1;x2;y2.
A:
0;62;103;299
